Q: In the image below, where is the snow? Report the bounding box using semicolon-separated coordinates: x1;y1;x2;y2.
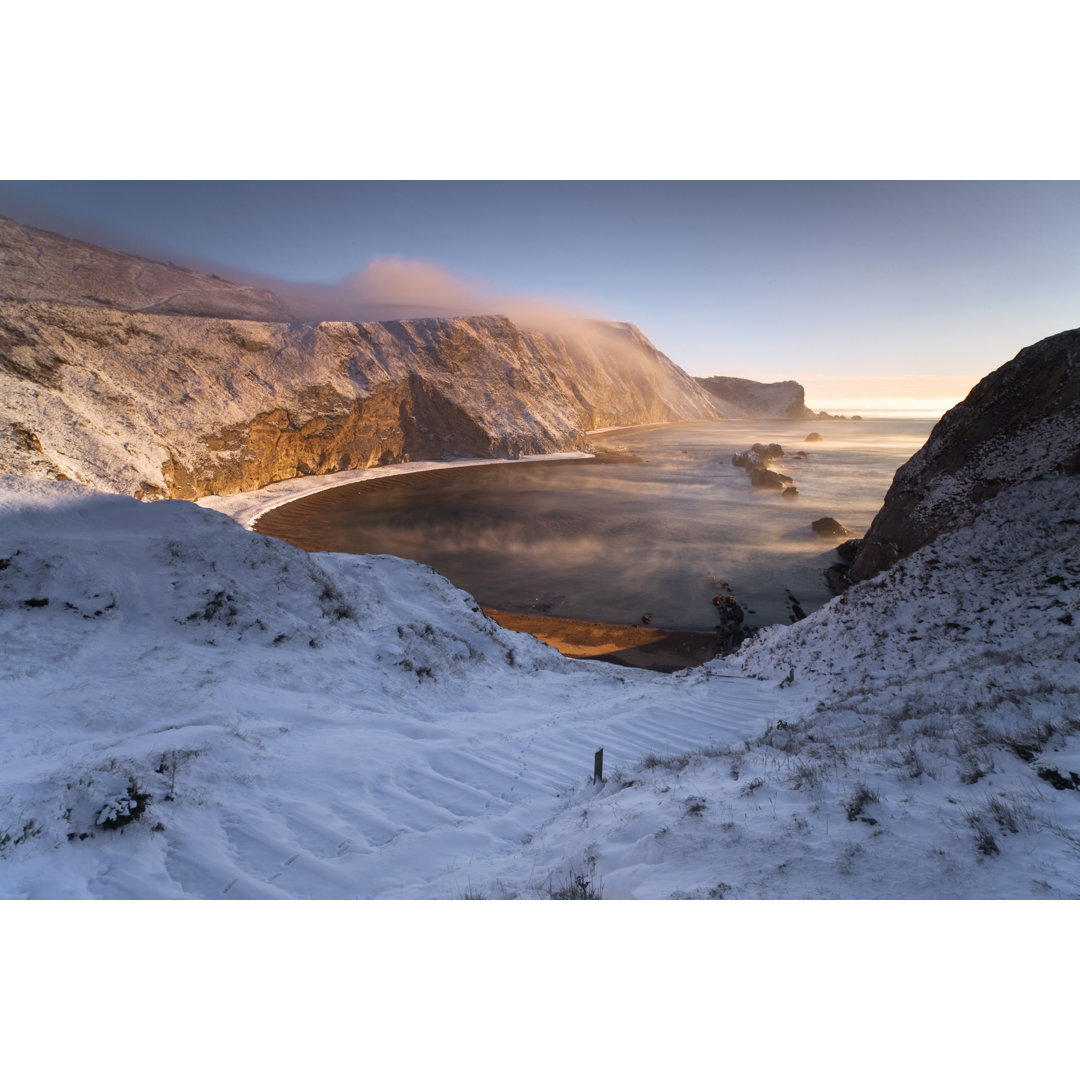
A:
0;476;773;898
2;471;1077;898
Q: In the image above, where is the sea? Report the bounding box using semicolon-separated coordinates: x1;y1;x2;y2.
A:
258;418;937;632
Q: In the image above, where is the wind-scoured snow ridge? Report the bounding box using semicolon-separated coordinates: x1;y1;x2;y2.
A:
0;478;775;899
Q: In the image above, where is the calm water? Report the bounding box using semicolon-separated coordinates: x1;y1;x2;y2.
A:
266;419;935;631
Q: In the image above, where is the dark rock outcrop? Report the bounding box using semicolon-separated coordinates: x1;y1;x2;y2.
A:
825;537;862;593
732;443;785;469
712;594;748;652
804;432;823;442
847;327;1080;583
750;467;787;490
811;517;855;539
732;443;796;494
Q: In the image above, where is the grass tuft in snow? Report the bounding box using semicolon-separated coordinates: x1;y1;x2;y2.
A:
547;857;603;900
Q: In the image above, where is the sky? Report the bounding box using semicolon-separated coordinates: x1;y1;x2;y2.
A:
2;180;1079;414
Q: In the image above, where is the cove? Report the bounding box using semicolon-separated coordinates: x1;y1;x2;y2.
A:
253;419;935;636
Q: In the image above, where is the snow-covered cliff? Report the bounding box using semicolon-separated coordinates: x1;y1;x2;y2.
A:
0;217;720;498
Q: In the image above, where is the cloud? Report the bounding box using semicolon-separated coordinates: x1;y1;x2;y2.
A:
230;256;602;331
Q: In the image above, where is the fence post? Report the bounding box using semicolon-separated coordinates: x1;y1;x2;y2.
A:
593;747;604;783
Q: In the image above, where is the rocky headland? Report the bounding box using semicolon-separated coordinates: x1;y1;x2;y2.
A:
695;375;820;419
842;327;1080;585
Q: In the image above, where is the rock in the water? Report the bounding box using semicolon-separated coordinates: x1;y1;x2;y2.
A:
804;432;823;442
834;538;862;563
750;467;787;490
712;594;747;653
811;517;855;538
732;443;785;470
823;537;862;593
752;442;784;460
824;564;850;594
782;486;799;498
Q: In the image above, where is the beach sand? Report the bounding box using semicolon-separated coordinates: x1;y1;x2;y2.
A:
482;608;718;672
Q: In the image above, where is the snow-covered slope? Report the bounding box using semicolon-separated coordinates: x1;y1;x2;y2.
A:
0;478;770;898
0;215;294;322
462;476;1080;899
2;472;1077;898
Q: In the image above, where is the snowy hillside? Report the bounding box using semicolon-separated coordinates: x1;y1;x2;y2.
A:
2;474;1076;898
0;215;293;322
0;478;772;898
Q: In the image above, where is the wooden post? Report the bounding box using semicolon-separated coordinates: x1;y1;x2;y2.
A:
593;747;604;783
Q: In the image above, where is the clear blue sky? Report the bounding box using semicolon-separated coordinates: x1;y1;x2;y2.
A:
3;180;1079;413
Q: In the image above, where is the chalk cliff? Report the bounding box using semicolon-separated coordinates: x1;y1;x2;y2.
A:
695;375;818;419
0;217;720;499
846;327;1080;583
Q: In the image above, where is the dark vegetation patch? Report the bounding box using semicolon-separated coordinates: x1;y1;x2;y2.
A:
96;783;150;830
1037;767;1080;791
397;657;434;681
845;784;880;823
185;589;238;624
0;820;42;850
319;582;356;622
548;864;603;900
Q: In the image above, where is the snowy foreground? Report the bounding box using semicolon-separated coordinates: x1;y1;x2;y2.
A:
1;474;1078;898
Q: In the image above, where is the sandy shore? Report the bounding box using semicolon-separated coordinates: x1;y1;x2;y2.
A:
482;608;718;672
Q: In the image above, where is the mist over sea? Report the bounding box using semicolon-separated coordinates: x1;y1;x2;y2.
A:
270;419;936;632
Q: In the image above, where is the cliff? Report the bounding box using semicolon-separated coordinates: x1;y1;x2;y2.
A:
0;218;720;499
846;327;1080;583
694;375;818;419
